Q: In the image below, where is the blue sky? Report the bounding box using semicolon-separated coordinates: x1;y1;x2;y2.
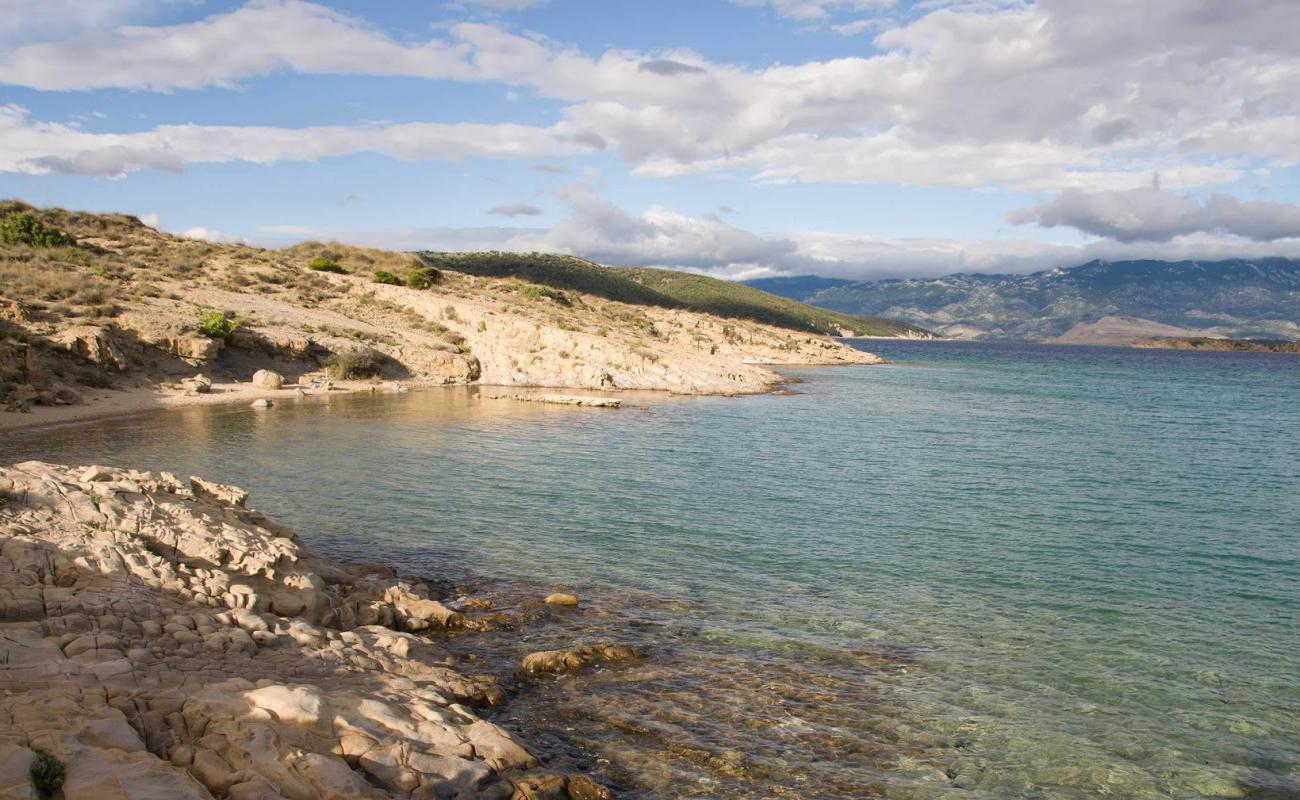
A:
2;0;1299;279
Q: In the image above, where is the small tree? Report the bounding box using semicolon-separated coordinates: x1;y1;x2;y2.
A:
308;256;346;274
30;748;65;795
0;213;76;248
196;310;238;341
405;265;441;289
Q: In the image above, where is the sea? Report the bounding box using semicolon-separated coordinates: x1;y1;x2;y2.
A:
6;340;1298;799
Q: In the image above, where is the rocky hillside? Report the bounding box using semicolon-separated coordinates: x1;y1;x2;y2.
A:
747;259;1300;341
417;252;930;338
0;202;881;420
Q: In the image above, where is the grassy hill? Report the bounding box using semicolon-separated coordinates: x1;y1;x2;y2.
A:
418;251;929;337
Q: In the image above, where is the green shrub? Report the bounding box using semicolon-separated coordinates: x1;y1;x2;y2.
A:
30;748;65;794
0;213;76;248
323;349;376;379
405;265;441;289
196;310;238;341
372;270;402;285
308;257;346;274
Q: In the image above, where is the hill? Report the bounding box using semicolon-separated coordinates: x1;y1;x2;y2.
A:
418;252;930;338
1;201;884;424
741;275;854;300
770;259;1300;341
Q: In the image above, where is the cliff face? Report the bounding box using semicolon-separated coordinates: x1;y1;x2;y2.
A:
0;461;613;799
0;203;878;420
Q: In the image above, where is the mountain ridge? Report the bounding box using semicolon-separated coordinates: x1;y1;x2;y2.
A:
744;258;1300;341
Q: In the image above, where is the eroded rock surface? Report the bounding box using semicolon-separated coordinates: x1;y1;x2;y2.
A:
0;461;601;799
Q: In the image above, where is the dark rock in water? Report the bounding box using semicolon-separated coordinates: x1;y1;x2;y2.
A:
521;645;640;675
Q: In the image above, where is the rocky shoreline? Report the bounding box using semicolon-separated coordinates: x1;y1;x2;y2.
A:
0;461;628;799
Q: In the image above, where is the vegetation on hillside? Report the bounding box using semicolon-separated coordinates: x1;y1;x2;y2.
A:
417;251;928;337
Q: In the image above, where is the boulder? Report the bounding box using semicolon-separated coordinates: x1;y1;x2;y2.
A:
180;374;212;394
5;384;38;412
190;476;249;507
543;593;579;607
174;336;223;363
251;369;283;390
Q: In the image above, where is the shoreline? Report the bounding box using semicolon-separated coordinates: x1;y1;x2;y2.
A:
0;354;878;435
0;459;926;799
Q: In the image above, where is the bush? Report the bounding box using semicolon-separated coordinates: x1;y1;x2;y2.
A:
30;748;65;794
196;310;238;341
372;270;402;285
323;349;376;379
1;213;76;248
308;257;346;274
405;265;441;289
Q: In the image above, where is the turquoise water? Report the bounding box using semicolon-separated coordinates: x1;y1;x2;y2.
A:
5;341;1299;798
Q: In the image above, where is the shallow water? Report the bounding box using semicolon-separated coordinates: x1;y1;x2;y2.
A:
5;341;1299;798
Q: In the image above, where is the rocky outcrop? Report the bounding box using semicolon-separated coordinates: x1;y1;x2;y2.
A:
0;462;604;799
49;325;129;371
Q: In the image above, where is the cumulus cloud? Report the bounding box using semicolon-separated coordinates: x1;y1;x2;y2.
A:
532;182;801;269
1008;187;1300;243
488;202;543;217
2;0;1299;194
0;105;602;178
0;0;472;91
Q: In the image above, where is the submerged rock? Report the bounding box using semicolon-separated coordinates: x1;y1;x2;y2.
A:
544;593;579;607
520;645;640;675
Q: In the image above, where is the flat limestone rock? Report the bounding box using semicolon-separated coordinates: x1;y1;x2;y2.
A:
0;461;588;800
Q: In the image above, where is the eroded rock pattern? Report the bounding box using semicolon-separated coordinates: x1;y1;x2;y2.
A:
0;461;597;800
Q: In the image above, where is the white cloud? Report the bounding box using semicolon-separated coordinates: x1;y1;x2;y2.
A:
0;0;472;91
179;226;230;242
1009;187;1300;243
0;105;603;178
1;0;1299;196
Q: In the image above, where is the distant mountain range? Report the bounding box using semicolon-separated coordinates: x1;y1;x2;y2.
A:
744;258;1300;342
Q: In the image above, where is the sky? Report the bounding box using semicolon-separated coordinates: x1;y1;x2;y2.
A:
1;0;1299;280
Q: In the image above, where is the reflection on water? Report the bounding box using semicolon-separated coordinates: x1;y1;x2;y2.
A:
5;343;1300;799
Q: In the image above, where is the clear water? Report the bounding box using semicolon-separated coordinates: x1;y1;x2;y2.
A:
5;341;1299;798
